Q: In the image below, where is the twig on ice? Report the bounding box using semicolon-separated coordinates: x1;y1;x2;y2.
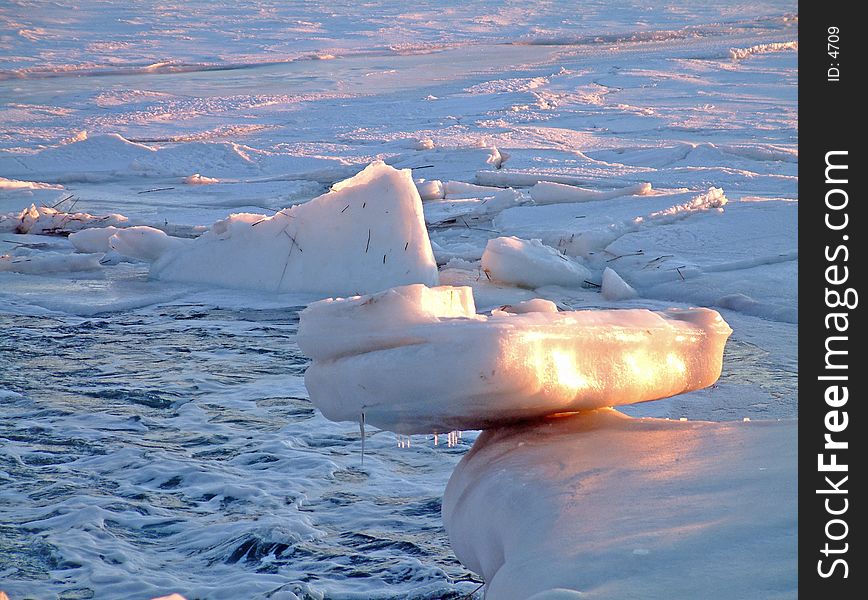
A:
48;194;75;209
606;251;644;262
137;187;175;194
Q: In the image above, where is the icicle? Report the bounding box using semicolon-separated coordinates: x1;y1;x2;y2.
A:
359;412;366;466
446;431;459;448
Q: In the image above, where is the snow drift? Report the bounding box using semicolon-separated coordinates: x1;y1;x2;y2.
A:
113;161;438;296
443;409;796;600
298;284;732;434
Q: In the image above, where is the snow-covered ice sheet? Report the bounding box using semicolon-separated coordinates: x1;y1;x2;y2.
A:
299;285;731;434
443;409;797;600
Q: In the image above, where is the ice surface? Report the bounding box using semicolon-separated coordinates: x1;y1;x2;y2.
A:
443;409;796;600
123;162;438;295
299;284;731;434
601;199;797;321
481;237;591;289
493;188;728;258
0;251;102;274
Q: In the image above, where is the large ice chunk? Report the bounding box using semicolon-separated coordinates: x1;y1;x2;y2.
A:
116;161;438;296
481;236;592;289
298;284;732;434
443;409;796;600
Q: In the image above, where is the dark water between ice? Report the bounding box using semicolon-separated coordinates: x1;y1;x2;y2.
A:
0;302;481;599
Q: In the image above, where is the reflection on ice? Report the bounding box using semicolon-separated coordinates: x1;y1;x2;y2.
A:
443;409;797;600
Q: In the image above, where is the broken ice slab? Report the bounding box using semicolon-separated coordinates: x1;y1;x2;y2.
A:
298;284;732;434
109;161;439;296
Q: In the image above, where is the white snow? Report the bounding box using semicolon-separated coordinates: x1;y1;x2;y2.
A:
122;161;438;296
298;284;731;434
475;171;590;188
481;237;591;289
0;134;352;183
443;409;796;600
388;146;506;182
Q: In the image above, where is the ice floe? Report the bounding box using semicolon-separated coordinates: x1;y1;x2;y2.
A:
113;161;438;296
298;284;731;434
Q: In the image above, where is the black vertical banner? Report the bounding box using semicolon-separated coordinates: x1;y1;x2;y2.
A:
800;2;862;597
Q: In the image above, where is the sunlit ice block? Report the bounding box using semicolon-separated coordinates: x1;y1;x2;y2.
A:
442;410;797;600
111;161;439;297
298;285;732;434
